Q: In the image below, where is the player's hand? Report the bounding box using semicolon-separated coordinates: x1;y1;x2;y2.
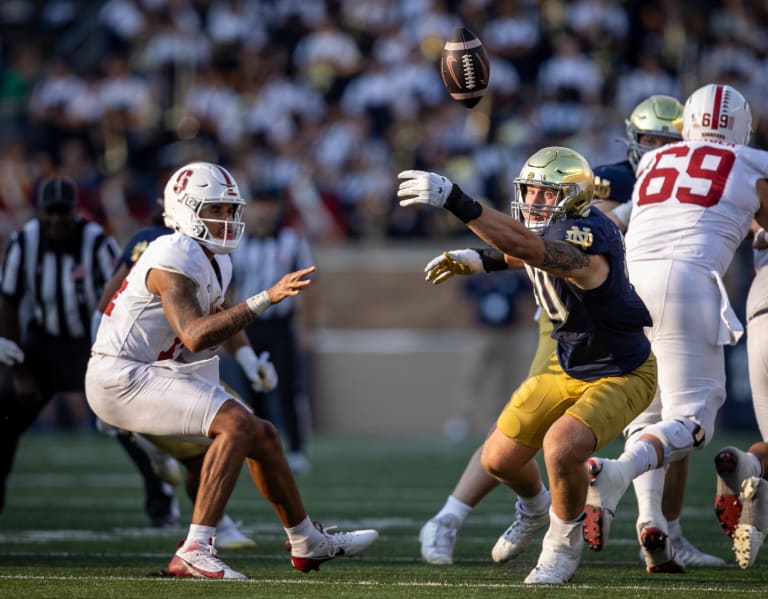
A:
236;346;278;393
593;175;611;201
425;249;484;284
0;337;24;366
255;351;278;392
246;352;277;393
268;266;316;304
397;170;454;208
259;352;277;393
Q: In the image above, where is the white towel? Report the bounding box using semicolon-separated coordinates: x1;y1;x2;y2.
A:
711;270;744;346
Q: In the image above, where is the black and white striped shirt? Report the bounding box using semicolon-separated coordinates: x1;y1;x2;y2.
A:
230;228;313;320
0;218;119;339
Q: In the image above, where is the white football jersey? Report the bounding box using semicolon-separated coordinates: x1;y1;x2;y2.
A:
626;140;768;275
93;232;232;363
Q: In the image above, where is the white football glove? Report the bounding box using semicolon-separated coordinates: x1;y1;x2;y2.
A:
0;337;24;366
236;346;278;393
425;249;484;285
255;351;278;393
397;170;454;208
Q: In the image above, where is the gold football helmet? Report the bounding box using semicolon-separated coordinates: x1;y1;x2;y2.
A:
511;146;594;234
626;95;683;168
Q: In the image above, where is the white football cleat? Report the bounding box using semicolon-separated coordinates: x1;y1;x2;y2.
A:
419;514;460;565
215;514;256;549
638;522;685;574
715;446;760;539
168;540;247;579
583;457;632;551
734;476;768;569
524;510;583;585
670;534;725;567
491;504;549;563
289;522;379;572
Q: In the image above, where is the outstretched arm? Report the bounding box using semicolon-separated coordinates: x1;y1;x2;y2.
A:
468;207;609;288
148;265;316;352
398;170;608;289
423;248;512;284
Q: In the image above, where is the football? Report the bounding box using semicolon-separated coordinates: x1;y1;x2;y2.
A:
440;27;490;108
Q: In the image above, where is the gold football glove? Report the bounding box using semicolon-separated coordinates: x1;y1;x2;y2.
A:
593;175;611;201
424;249;483;285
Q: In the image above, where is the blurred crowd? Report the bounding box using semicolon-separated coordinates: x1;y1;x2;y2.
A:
1;0;768;252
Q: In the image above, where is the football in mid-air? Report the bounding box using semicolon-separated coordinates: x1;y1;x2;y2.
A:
440;27;490;108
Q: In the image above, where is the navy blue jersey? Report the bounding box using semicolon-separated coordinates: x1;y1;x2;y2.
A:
115;225;172;273
592;159;635;204
528;209;652;380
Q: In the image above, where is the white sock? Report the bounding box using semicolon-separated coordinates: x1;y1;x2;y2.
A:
667;517;682;540
185;524;216;547
618;439;660;478
517;485;551;516
543;507;584;551
549;507;585;528
285;516;323;553
633;467;666;529
435;495;472;524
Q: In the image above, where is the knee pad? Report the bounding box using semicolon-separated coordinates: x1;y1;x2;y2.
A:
636;418;705;464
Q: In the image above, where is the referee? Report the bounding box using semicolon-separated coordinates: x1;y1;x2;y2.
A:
0;176;119;512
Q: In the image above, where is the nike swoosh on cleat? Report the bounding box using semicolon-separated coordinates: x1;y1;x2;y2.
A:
187;562;225;579
170;556;225;579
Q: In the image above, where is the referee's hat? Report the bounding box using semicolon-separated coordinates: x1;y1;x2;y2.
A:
38;177;78;210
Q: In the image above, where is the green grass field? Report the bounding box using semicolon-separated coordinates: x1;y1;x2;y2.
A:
2;429;768;598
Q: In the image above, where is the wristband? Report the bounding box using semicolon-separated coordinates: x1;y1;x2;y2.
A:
246;290;271;316
444;183;483;223
477;248;507;272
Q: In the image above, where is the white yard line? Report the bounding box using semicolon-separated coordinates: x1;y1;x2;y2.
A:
0;574;764;593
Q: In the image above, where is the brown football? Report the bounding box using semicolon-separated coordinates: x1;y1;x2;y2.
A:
440;28;490;108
